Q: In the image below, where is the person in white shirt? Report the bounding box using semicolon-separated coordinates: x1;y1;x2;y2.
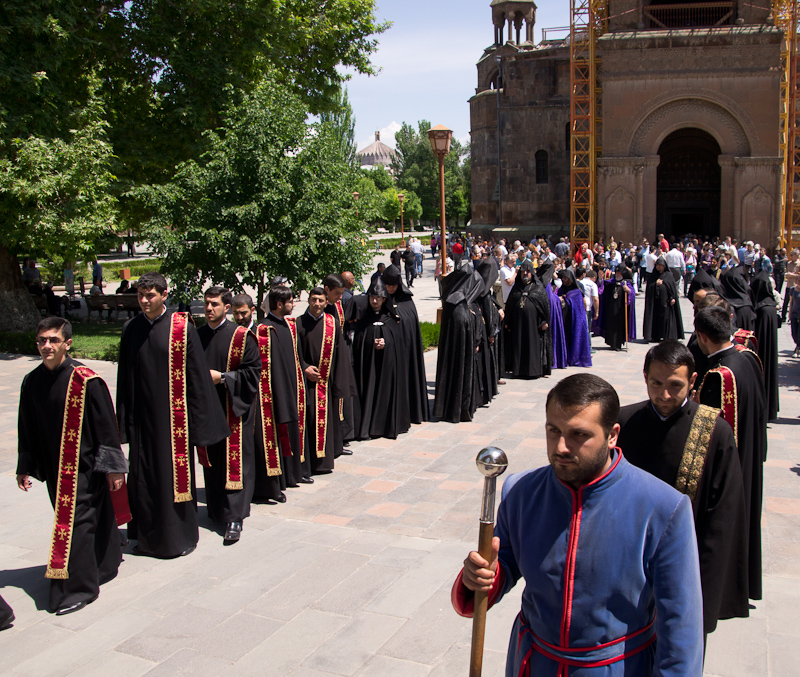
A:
664;245;685;284
582;269;600;330
499;254;517;306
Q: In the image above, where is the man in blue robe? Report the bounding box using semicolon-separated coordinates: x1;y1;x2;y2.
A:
452;373;703;676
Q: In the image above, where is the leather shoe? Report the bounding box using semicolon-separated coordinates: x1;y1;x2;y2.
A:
339;449;353;456
179;544;197;557
298;477;314;484
0;611;14;631
223;522;243;542
276;492;287;503
55;597;94;616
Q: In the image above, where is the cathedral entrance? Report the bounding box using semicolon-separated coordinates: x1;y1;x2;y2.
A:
656;128;721;240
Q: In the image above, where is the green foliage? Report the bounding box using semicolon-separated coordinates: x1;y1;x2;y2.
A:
382;187;401;225
399;190;423;226
0;323;121;361
419;321;440;350
100;259;162;282
138;79;371;307
372;236;430;250
363;165;394;191
355;175;385;224
319;87;358;167
0;331;38;356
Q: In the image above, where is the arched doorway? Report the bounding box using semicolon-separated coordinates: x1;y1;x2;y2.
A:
656;128;721;240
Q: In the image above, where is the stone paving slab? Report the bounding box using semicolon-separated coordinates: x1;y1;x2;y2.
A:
1;286;799;675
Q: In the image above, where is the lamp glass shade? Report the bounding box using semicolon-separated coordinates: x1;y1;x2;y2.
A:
427;124;453;156
398;193;404;203
352;191;360;201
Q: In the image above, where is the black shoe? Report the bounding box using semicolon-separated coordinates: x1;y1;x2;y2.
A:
298;477;314;484
179;544;197;556
276;493;287;503
223;522;242;543
0;610;14;631
55;597;95;616
339;449;353;456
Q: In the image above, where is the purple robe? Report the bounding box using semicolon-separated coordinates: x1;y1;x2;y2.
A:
591;279;605;336
546;284;568;369
561;287;592;367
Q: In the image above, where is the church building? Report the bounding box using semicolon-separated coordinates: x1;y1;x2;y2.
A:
470;0;783;246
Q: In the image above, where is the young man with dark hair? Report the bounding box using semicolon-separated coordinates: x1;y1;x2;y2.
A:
694;305;767;604
618;340;749;636
197;286;261;543
453;373;704;675
231;293;256;332
18;317;128;615
116;272;229;558
296;286;351;473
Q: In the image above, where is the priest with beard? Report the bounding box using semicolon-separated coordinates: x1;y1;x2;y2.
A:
254;285;311;502
352;278;410;439
557;268;592;367
434;259;487;423
117;272;229;559
18;317;128;615
382;264;430;424
695;305;767;602
475;260;502;396
721;265;756;331
599;266;636;351
750;270;780;421
643;257;683;342
197;286;261;543
618;340;749;636
503;259;551;379
537;260;568;369
297;286;352;473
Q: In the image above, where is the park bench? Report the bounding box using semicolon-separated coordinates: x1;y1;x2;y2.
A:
85;294;140;321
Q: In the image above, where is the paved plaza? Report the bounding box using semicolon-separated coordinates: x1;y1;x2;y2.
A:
1;264;799;676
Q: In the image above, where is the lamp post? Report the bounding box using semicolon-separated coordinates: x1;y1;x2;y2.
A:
398;193;405;247
427;124;453;283
352;191;360;218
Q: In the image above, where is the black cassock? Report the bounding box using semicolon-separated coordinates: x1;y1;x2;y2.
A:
503;263;551;379
751;271;780;421
297;310;352;472
600;280;630;350
383;266;430;424
325;302;358;445
476;260;503;395
687;266;724;304
18;357;127;610
352;308;411;439
254;315;307;496
197;320;260;523
699;345;767;601
618;400;749;634
643;260;683;341
434;265;487;423
722;266;756;331
117;311;229;558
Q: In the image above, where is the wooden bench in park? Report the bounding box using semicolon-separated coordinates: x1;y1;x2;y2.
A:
85;294;140;321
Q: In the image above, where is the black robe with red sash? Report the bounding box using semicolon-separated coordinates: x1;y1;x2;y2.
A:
197;319;260;523
117;311;229;558
698;345;767;601
17;356;127;610
618;399;749;634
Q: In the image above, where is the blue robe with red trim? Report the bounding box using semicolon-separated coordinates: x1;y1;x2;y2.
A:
452;451;703;676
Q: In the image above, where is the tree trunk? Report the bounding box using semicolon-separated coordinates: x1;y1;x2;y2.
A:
0;245;40;332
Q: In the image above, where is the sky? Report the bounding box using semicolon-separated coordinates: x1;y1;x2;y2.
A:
347;0;571;152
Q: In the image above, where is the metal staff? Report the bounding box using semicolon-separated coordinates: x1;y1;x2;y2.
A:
469;447;509;677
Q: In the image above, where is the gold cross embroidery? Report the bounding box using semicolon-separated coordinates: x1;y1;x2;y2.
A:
60;494;71;506
63;462;76;475
724;391;735;405
173;397;184;408
174;427;185;438
57;527;69;540
66;429;77;441
70;395;81;407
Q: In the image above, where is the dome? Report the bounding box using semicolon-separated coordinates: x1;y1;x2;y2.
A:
358;132;397;168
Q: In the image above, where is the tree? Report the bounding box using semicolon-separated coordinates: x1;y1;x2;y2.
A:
319;87;358;167
382;187;401;230
355;175;385;225
363;165;394;191
400;190;423;227
138;79;370;315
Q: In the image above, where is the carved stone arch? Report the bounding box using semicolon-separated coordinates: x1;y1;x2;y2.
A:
630;99;751;157
605;186;636;245
741;185;773;246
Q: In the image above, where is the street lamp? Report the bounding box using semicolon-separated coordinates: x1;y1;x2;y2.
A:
427;124;453;286
398;193;405;247
352;191;360;218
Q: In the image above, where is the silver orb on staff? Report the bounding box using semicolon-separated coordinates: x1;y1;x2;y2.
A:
469;447;508;677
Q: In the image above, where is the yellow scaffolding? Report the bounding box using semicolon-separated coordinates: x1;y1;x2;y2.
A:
776;0;799;250
569;0;607;250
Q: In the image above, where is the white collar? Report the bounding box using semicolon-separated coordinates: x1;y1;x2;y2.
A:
146;307;168;325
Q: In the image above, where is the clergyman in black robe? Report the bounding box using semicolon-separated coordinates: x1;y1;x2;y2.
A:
297;287;352;473
197;287;261;541
600;266;635;351
434;260;486;423
721;265;756;331
503;259;551;379
643;257;683;342
618;341;749;635
750;270;780;421
695;305;767;601
18;318;127;614
352;278;411;439
687;265;724;304
382;265;430;424
476;260;504;392
117;272;230;559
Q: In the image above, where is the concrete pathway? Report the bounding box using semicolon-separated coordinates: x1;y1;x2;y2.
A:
0;273;798;676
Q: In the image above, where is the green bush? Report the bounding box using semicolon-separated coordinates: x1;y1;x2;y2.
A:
372;236;431;250
100;259;162;281
420;321;440;350
0;332;38;356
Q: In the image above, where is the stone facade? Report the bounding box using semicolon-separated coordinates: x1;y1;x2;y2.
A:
470;0;784;246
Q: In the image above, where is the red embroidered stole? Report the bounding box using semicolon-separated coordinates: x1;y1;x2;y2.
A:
314;313;336;458
735;344;764;374
169;312;193;503
699;366;738;445
733;328;758;353
286;318;306;462
256;324;281;476
222;325;248;489
46;366;97;580
334;301;345;328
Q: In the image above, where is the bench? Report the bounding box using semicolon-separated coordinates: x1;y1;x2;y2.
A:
86;294;140;321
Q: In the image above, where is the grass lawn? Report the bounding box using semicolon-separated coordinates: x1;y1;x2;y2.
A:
0;322;123;361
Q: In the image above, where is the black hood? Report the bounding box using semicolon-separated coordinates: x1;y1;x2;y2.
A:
536;259;555;286
381;264;412;296
721;266;754;309
687;265;724;303
750;270;777;309
441;266;485;307
476;260;498;297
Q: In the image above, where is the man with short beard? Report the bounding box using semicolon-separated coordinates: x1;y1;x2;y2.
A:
452;373;703;675
231;293;256;332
